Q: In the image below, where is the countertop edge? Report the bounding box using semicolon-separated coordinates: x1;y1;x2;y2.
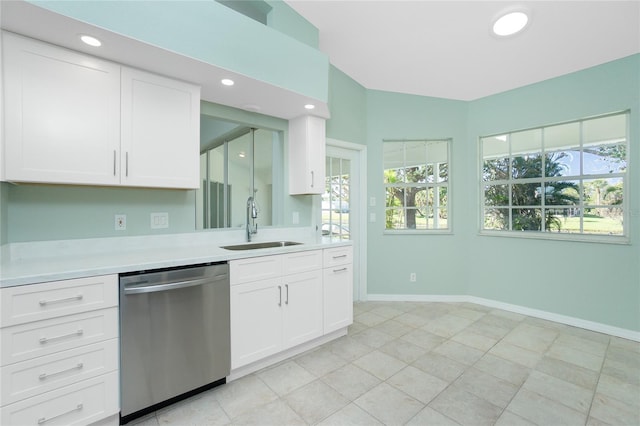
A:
0;231;353;288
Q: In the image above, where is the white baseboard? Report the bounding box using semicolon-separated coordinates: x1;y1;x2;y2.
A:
366;294;640;342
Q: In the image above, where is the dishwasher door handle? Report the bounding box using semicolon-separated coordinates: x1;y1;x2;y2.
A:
124;275;227;295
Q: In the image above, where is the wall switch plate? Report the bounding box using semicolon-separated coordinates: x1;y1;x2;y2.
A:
115;214;126;231
151;212;169;229
370;197;376;207
292;211;300;225
369;212;376;222
410;272;417;282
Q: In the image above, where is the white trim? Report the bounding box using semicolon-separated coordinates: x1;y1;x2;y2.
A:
367;293;640;342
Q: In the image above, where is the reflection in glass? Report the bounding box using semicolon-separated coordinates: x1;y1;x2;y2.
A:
197;116;280;230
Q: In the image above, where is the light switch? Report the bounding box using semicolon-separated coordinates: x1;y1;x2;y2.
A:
292;211;300;224
151;212;169;229
370;197;376;207
369;212;376;222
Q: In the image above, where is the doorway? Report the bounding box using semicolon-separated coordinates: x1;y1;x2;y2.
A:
323;140;367;301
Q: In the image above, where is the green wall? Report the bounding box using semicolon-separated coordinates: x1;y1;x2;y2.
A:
6;184;196;242
266;1;319;48
362;55;639;331
326;66;367;144
466;55;640;331
29;0;329;102
365;90;469;296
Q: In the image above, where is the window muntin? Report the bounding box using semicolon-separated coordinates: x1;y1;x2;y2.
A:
480;111;628;239
384;139;451;231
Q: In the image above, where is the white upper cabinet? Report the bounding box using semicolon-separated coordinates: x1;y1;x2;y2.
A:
3;32;121;186
121;67;200;188
288;115;326;195
2;32;200;189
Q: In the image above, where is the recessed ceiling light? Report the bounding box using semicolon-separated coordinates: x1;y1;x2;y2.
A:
304;104;315;110
492;11;529;36
80;35;102;47
221;78;234;86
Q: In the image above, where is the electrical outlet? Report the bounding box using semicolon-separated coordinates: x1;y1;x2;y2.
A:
115;214;126;231
410;272;417;282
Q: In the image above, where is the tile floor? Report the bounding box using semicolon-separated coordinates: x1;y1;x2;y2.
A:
129;301;640;426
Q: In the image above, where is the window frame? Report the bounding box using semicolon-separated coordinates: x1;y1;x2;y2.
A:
478;111;630;244
383;138;452;234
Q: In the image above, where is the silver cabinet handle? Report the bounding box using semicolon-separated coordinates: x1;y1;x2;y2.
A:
278;285;282;306
113;150;117;176
39;294;83;306
39;362;84;380
310;171;314;188
285;284;289;305
125;152;129;177
332;254;348;259
39;329;83;344
38;403;83;424
333;267;348;273
124;276;226;295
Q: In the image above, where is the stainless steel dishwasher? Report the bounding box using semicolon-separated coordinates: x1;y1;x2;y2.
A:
119;262;230;424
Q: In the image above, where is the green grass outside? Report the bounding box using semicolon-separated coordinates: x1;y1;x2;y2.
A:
557;214;623;234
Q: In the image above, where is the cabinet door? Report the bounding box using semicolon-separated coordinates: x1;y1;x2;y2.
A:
323;264;353;333
288;115;326;195
282;270;323;348
230;278;282;369
121;67;200;189
3;33;120;185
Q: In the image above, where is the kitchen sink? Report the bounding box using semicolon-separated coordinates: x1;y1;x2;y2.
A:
220;241;302;250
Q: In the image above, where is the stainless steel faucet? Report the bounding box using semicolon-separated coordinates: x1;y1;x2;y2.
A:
246;196;258;242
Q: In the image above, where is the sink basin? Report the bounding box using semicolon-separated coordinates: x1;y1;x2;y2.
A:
220;241;302;251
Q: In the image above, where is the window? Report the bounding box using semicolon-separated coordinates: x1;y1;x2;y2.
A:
480;111;628;241
383;139;451;231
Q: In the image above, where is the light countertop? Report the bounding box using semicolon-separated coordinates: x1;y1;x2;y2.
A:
0;228;351;288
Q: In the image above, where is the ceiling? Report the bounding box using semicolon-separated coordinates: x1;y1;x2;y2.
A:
285;0;640;101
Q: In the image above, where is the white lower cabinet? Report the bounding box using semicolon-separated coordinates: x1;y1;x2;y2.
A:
230;250;323;370
230;278;283;368
282;270;323;348
0;275;119;426
323;246;354;333
0;371;119;426
230;246;352;371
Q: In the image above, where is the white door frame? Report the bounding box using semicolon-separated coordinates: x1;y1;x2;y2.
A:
326;138;368;301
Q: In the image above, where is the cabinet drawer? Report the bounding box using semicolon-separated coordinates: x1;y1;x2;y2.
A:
1;339;118;405
0;275;118;327
1;308;118;365
323;246;353;268
282;250;322;275
230;255;282;285
1;371;119;426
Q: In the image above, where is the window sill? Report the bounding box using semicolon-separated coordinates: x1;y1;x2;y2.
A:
479;230;630;245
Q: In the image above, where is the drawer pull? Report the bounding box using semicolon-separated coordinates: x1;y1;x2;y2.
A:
39;362;84;380
333;267;348;273
39;294;83;306
332;254;348;259
38;403;83;424
39;329;84;344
